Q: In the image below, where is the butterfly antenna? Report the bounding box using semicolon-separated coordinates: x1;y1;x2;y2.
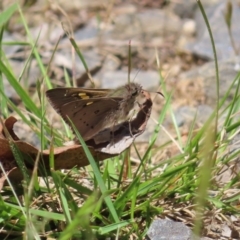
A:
132;65;143;83
155;87;165;99
128;40;132;84
147;85;165;99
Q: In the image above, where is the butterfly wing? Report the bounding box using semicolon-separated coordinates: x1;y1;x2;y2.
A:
46;87;111;109
63;98;123;140
47;88;123;140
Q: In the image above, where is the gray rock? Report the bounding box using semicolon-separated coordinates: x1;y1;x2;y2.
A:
30;23;64;45
147;219;195;240
174;105;213;127
179;59;239;107
170;0;197;18
2;32;23;57
74;20;99;43
100;54;121;72
185;1;240;61
99;69;160;90
108;9;182;40
56;0;109;11
13;120;41;149
52;49;103;81
3;60;41;100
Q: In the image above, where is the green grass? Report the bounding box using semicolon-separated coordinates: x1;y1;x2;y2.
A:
0;2;240;240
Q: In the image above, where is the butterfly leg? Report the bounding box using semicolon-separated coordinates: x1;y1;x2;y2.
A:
128;109;137;137
110;121;117;147
136;101;148;115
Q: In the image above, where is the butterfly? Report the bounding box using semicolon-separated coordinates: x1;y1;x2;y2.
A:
46;82;149;141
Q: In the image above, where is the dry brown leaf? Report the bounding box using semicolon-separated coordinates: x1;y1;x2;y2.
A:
0;116;114;184
0;90;153;184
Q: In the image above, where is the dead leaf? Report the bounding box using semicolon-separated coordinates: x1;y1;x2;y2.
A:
0;116;114;184
0;90;153;184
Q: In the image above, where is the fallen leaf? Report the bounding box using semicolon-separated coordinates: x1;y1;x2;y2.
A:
0;89;153;184
0;116;114;183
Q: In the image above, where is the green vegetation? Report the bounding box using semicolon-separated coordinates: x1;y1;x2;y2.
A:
0;2;239;239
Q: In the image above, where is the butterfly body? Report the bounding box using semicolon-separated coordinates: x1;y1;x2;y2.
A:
46;83;145;141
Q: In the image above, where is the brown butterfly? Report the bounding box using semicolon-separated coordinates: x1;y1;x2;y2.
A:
46;83;150;141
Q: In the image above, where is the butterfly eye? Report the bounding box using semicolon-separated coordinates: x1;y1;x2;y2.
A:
132;88;139;97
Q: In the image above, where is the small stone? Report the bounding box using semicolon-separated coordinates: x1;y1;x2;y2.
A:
183;19;196;37
147;219;194;240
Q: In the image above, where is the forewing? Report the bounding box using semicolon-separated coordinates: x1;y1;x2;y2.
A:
46;87;110;109
48;95;122;140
